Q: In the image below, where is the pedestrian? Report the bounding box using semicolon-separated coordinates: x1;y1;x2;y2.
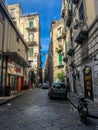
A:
67;78;70;98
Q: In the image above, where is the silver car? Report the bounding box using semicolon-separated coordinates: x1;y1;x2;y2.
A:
42;81;49;89
48;83;67;99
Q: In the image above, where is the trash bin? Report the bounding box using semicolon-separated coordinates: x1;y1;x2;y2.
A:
5;86;11;96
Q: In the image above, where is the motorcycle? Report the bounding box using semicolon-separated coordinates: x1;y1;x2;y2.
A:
77;96;88;123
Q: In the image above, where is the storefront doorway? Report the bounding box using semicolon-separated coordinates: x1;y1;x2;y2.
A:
10;75;18;94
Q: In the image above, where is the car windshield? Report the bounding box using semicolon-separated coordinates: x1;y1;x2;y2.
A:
53;83;66;89
44;81;49;84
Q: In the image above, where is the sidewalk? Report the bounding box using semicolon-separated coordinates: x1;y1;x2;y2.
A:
68;93;98;119
0;89;32;106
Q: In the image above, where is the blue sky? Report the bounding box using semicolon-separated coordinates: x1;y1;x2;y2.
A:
6;0;62;68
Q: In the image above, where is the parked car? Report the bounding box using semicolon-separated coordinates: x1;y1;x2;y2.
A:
42;81;49;89
48;82;67;99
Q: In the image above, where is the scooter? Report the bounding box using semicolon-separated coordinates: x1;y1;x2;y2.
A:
77;96;88;123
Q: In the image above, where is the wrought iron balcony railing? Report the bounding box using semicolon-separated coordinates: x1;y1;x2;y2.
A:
63;55;68;63
27;41;38;46
57;34;62;40
26;26;38;32
67;42;74;56
62;28;67;39
73;20;88;44
66;10;72;27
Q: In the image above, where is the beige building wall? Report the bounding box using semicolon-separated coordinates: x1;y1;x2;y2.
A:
51;19;66;82
7;4;22;27
3;17;28;61
7;4;40;72
0;22;3;51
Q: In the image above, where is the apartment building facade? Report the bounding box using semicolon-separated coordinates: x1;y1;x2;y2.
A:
61;0;98;101
7;4;41;85
0;1;29;96
49;19;66;83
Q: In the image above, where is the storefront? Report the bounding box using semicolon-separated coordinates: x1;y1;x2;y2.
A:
6;59;24;94
75;58;98;101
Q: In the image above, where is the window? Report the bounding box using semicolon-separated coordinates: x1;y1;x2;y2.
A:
28;47;33;57
16;36;19;42
58;53;63;65
13;21;17;25
68;0;72;11
29;20;34;28
58;27;62;37
10;8;15;17
29;34;34;42
79;1;84;20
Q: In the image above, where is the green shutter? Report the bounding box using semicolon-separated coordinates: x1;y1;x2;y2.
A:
28;47;33;56
59;53;62;65
29;21;33;28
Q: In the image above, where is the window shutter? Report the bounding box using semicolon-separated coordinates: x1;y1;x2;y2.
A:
28;47;33;56
59;53;62;65
29;34;34;42
29;21;33;28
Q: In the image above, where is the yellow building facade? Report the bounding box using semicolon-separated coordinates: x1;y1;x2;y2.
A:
7;4;41;85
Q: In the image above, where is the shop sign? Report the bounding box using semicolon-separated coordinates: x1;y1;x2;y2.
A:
8;60;23;76
83;66;93;100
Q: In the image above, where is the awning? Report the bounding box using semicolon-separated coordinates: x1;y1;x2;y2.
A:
3;52;31;67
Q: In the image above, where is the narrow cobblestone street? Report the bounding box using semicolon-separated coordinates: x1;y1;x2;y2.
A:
0;88;98;130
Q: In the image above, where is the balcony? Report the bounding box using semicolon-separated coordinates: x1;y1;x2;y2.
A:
69;61;75;68
73;0;79;4
61;9;66;18
67;48;74;56
74;22;88;44
33;53;38;57
67;43;74;56
55;45;63;53
27;41;37;46
66;10;72;27
74;19;79;29
57;64;64;68
62;28;66;39
26;26;38;32
63;56;68;63
57;34;62;40
55;48;62;53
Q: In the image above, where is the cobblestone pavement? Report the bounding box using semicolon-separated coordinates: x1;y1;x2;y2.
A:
0;88;98;130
